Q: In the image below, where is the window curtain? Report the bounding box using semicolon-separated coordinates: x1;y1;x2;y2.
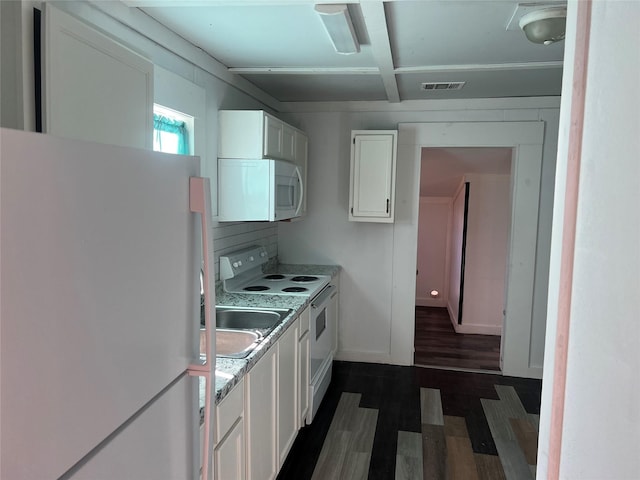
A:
153;114;189;154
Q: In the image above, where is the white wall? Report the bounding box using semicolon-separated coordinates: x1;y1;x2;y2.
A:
538;1;640;478
416;197;451;308
278;101;560;366
458;173;510;335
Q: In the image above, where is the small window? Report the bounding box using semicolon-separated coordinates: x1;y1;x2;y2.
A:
153;105;194;155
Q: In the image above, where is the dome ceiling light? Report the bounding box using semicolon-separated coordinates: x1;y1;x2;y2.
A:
519;7;567;45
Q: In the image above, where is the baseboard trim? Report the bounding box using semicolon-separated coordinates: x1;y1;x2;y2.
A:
334;350;391;364
451;322;502;336
416;298;447;307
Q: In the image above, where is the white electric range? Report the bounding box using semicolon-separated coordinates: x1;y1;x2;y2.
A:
220;246;330;298
219;245;335;424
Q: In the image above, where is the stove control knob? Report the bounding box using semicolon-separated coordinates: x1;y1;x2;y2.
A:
260;251;267;257
232;262;239;268
238;261;243;266
249;256;254;261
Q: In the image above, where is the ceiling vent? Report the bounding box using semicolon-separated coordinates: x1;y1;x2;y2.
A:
421;81;466;91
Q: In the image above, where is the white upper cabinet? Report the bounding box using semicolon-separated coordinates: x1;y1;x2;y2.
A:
42;5;153;149
281;124;296;162
263;113;284;159
349;130;398;223
218;110;306;163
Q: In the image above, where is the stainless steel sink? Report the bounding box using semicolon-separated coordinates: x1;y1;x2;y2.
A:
207;306;292;358
215;329;261;358
215;306;291;335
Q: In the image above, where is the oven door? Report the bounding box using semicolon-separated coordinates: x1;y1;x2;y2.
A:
309;285;335;383
273;159;303;221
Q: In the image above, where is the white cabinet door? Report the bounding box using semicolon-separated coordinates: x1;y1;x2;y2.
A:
264;114;283;158
218;110;264;158
218;110;306;164
42;5;153;149
214;379;244;480
278;319;299;466
215;419;245;480
246;348;278;480
294;131;308;216
349;131;398;223
282;124;296;161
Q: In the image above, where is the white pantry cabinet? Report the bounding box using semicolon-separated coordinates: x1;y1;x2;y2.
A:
349;130;398;223
218;110;306;163
214;379;245;480
42;5;153;149
245;348;278;480
277;319;299;466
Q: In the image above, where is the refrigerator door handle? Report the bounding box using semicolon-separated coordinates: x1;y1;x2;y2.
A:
187;177;215;480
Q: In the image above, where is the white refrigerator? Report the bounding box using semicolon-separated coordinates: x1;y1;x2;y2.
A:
0;129;216;479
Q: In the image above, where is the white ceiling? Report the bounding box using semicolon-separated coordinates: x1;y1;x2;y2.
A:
127;0;566;104
421;147;512;197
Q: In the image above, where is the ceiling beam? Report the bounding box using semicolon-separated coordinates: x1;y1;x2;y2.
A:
359;1;400;103
229;67;379;75
395;61;564;74
229;61;564;76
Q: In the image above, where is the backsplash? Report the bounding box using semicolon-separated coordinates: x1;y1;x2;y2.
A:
212;221;278;280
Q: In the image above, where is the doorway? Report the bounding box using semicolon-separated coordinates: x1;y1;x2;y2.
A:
389;121;545;379
413;147;512;371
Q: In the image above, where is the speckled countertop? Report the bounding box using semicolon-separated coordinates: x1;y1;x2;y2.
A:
199;264;341;416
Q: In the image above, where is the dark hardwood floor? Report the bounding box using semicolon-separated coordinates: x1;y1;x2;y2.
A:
414;306;501;372
277;361;542;480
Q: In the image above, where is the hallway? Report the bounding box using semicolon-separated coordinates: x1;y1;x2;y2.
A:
278;361;541;479
414;306;501;372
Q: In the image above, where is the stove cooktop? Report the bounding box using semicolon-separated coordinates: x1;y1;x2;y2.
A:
219;246;331;297
227;273;331;297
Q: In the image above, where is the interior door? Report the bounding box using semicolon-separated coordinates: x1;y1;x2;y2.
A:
41;4;153;148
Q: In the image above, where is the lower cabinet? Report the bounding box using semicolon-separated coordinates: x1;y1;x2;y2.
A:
235;308;315;479
215;418;244;480
214;378;245;480
246;347;278;480
277;318;299;466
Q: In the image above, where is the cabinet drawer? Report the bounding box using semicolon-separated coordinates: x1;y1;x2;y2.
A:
215;378;244;443
298;306;310;338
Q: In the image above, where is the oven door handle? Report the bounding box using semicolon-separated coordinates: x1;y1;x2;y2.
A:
311;284;336;309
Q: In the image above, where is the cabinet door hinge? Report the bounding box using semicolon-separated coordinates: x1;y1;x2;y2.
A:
352;138;355;145
350;207;353;214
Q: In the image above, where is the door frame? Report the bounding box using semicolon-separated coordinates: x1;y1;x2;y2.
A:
390;121;545;378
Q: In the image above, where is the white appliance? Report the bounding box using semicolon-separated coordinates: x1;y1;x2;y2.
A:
218;158;303;222
220;246;330;298
220;245;335;424
0;129;216;480
307;283;337;424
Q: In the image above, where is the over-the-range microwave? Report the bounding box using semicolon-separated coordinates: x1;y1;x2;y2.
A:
218;158;303;222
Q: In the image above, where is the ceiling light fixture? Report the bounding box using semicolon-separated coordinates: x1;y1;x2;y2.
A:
315;4;360;55
519;7;567;45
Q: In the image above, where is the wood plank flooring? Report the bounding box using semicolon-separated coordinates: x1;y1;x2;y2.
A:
414;306;501;371
277;361;541;480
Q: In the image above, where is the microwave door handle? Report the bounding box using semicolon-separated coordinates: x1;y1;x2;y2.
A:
295;166;304;216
